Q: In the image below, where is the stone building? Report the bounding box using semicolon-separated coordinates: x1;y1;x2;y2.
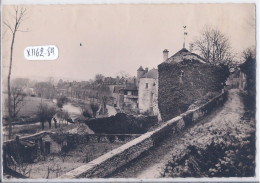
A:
226;68;246;89
112;80;138;112
158;48;229;121
138;68;159;116
137;66;148;87
119;83;138;111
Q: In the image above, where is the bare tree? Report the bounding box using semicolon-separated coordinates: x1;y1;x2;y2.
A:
56;95;68;109
34;81;56;99
90;103;99;118
80;103;92;118
116;70;132;79
36;103;56;130
63;110;70;125
12;78;29;89
191;26;234;65
46;107;57;128
10;87;26;119
241;46;256;61
4;6;28;139
95;74;105;85
240;46;256;115
96;85;111;115
56;109;70;126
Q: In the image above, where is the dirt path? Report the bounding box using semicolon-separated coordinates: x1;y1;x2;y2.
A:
106;105;117;116
62;103;82;120
111;89;252;178
66;97;117;117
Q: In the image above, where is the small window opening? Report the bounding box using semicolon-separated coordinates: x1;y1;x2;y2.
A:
179;70;184;83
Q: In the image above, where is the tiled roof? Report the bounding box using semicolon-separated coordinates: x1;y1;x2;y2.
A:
162;48;206;64
118;83;137;91
141;68;158;79
125;84;138;91
104;77;117;85
113;86;125;93
104;77;125;85
137;66;145;71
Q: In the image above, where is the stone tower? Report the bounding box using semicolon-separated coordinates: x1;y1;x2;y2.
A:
137;66;145;86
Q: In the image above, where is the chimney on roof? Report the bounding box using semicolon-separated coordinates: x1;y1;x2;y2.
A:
163;49;169;61
133;77;137;87
125;79;128;87
116;76;119;85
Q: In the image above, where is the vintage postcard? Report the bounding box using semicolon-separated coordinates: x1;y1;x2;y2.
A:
1;1;258;182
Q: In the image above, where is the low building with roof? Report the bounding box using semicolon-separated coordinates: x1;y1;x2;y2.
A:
119;83;138;111
112;80;138;112
113;85;126;108
103;76;126;94
226;67;246;89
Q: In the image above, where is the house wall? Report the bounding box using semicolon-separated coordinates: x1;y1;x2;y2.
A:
108;85;116;94
138;78;159;115
137;70;145;85
124;96;138;109
113;89;138;112
226;71;246;90
112;93;124;108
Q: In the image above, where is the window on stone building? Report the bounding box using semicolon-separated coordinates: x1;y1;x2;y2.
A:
179;70;184;83
146;83;148;88
180;70;184;77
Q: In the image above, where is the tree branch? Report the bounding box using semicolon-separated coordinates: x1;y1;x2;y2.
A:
17;29;28;32
3;21;14;33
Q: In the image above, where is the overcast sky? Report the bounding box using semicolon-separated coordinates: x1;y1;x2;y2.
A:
2;4;256;82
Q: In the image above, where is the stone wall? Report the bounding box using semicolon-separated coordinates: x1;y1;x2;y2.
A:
3;131;52;145
64;134;140;144
3;132;139;148
3;131;140;173
60;91;227;178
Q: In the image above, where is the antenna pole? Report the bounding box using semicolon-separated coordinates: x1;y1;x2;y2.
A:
183;33;185;48
183;26;187;48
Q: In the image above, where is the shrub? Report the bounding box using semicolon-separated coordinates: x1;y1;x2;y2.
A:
162;133;255;177
85;113;157;134
187;92;219;110
56;96;68;108
82;109;92;118
36;103;57;129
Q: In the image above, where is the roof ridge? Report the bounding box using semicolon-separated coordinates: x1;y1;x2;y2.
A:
137;66;144;71
162;48;206;64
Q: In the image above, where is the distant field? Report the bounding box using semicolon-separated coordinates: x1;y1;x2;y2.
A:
2;94;56;118
19;96;56;117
